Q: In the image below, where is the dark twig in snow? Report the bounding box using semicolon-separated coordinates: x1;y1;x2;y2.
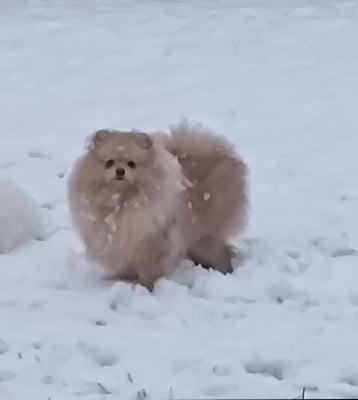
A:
136;389;147;400
97;382;112;394
127;371;134;383
292;387;306;400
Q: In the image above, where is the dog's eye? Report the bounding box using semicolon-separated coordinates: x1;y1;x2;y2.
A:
104;159;114;169
127;160;136;169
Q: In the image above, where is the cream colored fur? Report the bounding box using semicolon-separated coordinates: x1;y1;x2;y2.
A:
68;121;248;290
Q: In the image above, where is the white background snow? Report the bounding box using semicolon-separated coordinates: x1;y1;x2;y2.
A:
1;0;358;399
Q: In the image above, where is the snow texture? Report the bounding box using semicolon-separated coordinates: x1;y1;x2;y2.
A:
1;0;358;399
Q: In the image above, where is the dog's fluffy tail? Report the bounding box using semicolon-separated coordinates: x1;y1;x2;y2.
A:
167;119;237;156
0;178;42;254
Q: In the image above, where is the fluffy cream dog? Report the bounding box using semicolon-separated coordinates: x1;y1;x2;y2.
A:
68;120;248;290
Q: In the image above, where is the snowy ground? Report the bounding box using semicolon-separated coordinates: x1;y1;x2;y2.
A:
1;0;358;398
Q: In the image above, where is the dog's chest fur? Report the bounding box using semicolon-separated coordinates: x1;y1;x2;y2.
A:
75;180;185;273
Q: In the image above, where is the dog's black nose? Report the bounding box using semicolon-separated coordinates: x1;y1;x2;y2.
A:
115;167;125;180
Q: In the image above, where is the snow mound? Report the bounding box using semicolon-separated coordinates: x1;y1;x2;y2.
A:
0;178;42;253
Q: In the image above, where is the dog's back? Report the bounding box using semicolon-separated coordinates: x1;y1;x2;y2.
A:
163;120;248;241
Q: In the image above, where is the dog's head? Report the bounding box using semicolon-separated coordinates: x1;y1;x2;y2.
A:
85;129;163;191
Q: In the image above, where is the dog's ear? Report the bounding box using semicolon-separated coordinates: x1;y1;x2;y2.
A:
86;130;113;150
136;132;153;150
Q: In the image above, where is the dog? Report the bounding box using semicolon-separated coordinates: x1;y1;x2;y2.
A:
68;120;248;290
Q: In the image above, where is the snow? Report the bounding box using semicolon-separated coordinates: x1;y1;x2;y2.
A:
1;0;358;398
0;178;43;253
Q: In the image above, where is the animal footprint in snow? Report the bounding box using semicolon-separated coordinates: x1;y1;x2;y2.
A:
238;238;274;265
28;149;50;159
0;340;9;355
0;161;15;169
0;370;16;382
41;375;53;385
136;389;148;400
212;364;232;376
76;342;118;367
266;279;305;304
203;383;238;397
310;236;357;258
244;358;286;381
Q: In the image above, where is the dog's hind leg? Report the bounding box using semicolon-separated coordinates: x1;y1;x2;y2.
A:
187;235;236;274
